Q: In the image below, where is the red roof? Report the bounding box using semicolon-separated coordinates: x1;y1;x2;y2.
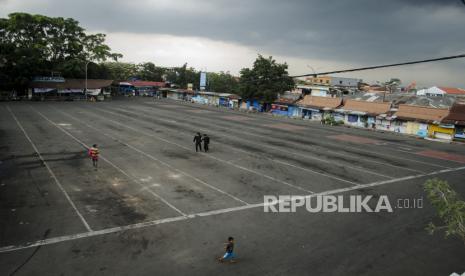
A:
395;104;449;123
438;87;465;95
275;98;297;104
442;103;465;125
130;81;166;87
297;95;343;109
342;99;391;115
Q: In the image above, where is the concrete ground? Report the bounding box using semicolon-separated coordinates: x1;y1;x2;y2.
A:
1;98;465;276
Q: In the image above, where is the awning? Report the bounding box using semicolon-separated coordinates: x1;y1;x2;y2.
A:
58;89;83;93
334;108;366;115
300;107;320;112
347;110;367;115
33;88;56;93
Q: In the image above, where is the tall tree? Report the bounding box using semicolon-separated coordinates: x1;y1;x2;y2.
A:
101;62;138;81
238;55;294;102
136;62;165;81
207;72;239;94
164;63;199;89
0;13;122;93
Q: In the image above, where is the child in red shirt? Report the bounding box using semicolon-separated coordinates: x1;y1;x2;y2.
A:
88;144;99;169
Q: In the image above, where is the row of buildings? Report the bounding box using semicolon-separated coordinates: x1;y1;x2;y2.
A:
268;94;465;142
28;78;168;100
27;76;465;143
155;86;465;143
27;77;243;106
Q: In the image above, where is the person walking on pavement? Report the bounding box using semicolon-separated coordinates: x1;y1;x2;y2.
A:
193;132;202;152
202;134;210;152
88;144;99;169
218;237;236;263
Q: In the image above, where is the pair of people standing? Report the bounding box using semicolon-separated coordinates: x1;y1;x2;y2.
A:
193;132;210;152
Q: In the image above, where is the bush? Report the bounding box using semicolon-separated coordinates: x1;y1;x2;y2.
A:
323;115;344;126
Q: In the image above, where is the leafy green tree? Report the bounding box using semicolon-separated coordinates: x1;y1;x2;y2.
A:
424;178;465;246
165;63;199;89
238;55;294;103
136;62;165;81
207;71;239;94
101;62;138;81
385;78;402;93
0;13;121;93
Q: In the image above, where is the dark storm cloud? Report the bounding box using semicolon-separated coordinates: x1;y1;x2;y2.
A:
2;0;465;65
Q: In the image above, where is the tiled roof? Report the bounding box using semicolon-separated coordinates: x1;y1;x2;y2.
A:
275;98;298;104
130;81;166;87
297;95;342;109
227;94;241;100
441;103;465;125
395;104;449;123
341;99;391;115
438;87;465;95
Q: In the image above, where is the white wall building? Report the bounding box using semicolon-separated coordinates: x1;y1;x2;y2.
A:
416;86;446;97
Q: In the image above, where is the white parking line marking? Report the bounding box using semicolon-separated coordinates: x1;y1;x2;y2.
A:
2;165;464;254
108;104;424;175
132;102;449;170
7;106;92;232
51;107;250;206
94;105;367;183
32;107;188;217
107;105;392;181
74;106;315;194
99;106;365;184
271;159;358;186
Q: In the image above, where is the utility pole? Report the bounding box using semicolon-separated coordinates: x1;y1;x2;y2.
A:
85;61;90;101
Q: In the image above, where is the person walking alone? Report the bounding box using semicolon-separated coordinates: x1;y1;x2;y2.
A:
202;134;210;152
218;237;236;263
193;132;202;152
88;144;99;169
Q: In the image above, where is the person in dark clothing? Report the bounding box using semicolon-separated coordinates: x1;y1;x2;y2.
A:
193;132;202;152
202;134;210;152
218;237;236;263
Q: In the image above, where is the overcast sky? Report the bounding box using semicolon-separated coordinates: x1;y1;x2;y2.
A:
1;0;465;87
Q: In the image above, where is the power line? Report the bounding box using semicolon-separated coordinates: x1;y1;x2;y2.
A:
291;54;465;78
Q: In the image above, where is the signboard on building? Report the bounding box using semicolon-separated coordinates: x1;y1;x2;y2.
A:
200;72;207;90
33;76;65;83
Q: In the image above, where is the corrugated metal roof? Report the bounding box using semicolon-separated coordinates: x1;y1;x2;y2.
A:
347;92;456;108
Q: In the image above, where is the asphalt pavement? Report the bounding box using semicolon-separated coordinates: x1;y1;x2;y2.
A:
1;98;464;275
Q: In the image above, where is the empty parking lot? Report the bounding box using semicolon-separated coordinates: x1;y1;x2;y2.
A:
1;98;465;275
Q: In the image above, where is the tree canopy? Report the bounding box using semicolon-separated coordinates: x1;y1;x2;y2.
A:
0;13;122;92
424;178;465;246
238;55;295;103
164;63;200;89
207;71;239;94
0;13;295;99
